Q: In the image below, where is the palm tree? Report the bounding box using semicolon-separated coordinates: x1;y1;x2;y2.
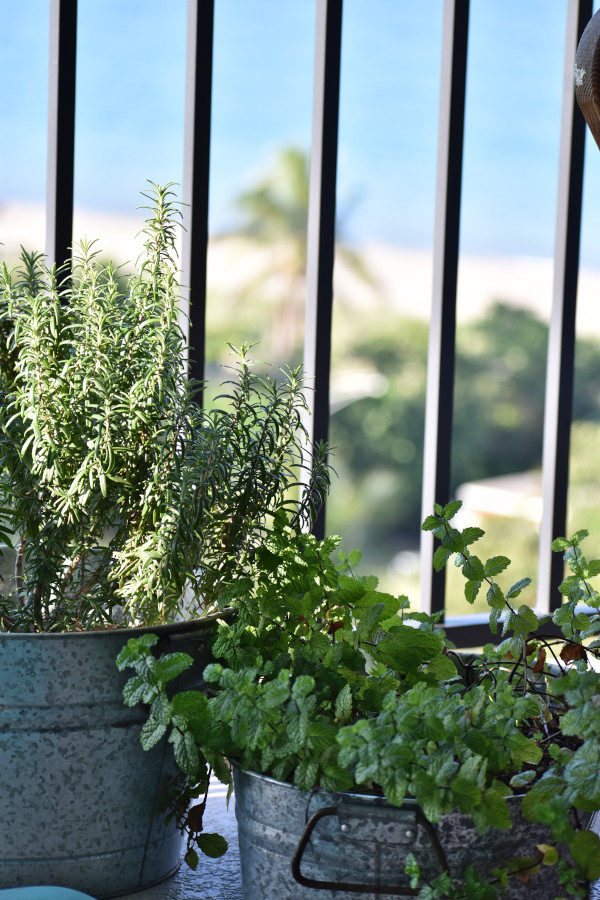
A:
232;146;375;360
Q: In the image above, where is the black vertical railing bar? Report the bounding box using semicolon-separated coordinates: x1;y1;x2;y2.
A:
181;0;215;392
303;0;343;540
537;0;591;613
420;0;469;616
46;0;77;278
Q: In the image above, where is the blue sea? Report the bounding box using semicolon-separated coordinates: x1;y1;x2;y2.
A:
4;0;600;265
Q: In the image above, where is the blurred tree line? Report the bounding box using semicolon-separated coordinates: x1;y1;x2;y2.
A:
328;304;600;560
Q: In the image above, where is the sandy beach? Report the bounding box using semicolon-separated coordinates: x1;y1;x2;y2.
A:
2;200;600;336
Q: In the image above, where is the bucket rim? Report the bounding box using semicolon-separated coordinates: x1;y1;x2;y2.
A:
0;607;235;639
231;761;528;809
231;761;418;810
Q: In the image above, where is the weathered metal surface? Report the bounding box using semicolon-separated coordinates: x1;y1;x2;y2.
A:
0;615;223;899
233;767;564;900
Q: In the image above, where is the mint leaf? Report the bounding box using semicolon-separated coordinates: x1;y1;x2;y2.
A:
462;526;485;546
536;843;558;866
154;652;193;684
149;694;172;726
587;559;600;576
335;684;352;722
489;607;502;633
170;728;200;776
171;690;208;722
375;627;444;673
432;545;451;572
485;556;510;577
507;733;542;767
442;528;466;553
422;515;440;531
424;653;458;681
197;832;228;858
451;776;481;806
347;548;362;568
116;634;159;670
184;848;199;870
486;583;506;610
464;580;481;604
123;674;157;706
443;500;462;520
481;788;511;829
462;556;485;581
294;757;319;790
384;770;408;806
511;605;539;635
404;852;421;890
203;663;223;682
140;716;167;750
291;675;315;699
506;578;532;599
570;830;600;880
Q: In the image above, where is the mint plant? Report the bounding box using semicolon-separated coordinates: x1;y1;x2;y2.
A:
120;504;600;897
0;185;328;632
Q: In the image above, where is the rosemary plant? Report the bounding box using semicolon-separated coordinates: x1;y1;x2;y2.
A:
0;185;329;632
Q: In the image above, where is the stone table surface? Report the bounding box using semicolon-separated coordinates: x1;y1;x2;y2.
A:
115;784;243;900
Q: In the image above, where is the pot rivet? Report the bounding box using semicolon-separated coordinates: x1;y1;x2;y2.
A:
340;823;350;833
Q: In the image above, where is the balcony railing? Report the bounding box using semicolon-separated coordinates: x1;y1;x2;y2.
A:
44;0;593;647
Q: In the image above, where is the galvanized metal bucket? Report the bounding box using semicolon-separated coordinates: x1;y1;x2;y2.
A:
0;613;226;899
233;766;562;899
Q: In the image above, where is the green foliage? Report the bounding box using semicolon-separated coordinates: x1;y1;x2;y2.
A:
196;832;228;858
570;830;600;881
328;304;600;572
0;185;329;632
120;503;600;895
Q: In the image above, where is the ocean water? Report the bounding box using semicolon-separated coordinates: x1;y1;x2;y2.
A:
3;0;600;265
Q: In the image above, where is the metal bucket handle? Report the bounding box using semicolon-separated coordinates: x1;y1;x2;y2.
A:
290;804;449;895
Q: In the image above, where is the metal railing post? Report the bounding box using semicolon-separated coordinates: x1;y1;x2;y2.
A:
181;0;215;392
537;0;591;612
420;0;469;616
46;0;77;278
303;0;343;539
